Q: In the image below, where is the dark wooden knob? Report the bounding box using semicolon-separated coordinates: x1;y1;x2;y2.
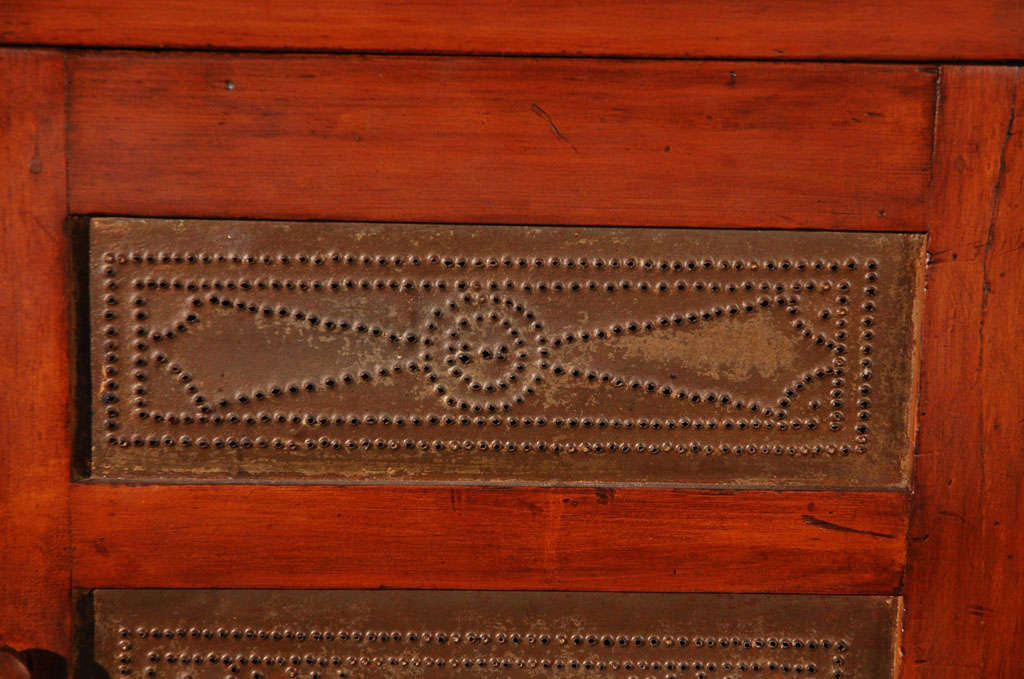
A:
0;649;30;679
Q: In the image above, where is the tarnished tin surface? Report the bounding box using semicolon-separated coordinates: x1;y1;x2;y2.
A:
86;590;897;679
89;219;923;485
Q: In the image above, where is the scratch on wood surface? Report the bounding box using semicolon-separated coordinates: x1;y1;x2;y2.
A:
802;514;896;539
530;103;578;153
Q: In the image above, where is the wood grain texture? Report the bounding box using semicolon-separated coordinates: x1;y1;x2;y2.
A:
68;53;935;230
2;1;1024;61
71;485;908;593
904;66;1024;679
0;50;70;655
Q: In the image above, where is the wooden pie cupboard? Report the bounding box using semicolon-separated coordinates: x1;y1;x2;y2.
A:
1;5;1022;679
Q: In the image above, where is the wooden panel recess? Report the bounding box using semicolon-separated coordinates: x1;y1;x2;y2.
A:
68;53;935;230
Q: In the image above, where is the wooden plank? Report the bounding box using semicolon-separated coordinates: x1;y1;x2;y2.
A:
68;53;935;230
904;66;1024;679
71;485;908;593
0;50;70;656
976;71;1024;679
2;1;1023;61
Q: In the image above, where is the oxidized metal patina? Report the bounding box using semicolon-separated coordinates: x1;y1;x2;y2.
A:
87;590;898;679
89;219;923;485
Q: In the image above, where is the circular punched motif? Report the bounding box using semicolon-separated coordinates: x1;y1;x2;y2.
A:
422;295;543;412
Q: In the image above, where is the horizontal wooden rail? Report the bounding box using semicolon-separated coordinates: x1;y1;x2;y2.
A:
3;1;1024;61
68;53;934;230
72;485;908;593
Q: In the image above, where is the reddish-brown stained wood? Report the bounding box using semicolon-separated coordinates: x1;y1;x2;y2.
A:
0;50;70;655
71;485;908;593
68;53;935;230
976;75;1024;678
904;66;1024;679
2;1;1024;61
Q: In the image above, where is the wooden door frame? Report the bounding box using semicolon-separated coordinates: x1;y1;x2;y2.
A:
1;47;1020;678
1;48;71;659
904;66;1023;678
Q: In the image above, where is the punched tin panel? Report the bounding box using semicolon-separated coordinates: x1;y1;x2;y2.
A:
87;590;898;679
89;219;923;485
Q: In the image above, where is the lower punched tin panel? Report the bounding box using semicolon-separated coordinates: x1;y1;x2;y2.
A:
85;591;897;679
